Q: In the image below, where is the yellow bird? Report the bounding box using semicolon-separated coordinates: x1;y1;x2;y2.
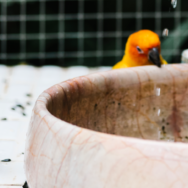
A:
113;30;167;69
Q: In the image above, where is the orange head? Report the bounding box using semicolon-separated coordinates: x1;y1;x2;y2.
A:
125;30;162;67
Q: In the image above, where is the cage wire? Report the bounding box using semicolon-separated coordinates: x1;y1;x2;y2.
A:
0;0;188;66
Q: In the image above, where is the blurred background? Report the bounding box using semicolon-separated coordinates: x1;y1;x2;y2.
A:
0;0;188;67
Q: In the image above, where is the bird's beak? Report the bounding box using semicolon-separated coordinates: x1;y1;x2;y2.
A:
148;48;161;68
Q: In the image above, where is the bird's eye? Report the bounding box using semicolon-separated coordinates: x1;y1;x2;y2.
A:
136;46;144;54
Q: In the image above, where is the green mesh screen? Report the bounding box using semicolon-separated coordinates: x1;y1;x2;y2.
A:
0;0;188;66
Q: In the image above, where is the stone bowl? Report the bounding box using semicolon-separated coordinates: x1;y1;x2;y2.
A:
25;64;188;188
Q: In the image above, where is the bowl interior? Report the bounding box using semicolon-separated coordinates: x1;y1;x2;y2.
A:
46;65;188;142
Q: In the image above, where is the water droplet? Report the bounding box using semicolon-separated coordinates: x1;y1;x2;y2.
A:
156;88;161;96
158;109;161;116
162;28;169;36
167;138;174;142
158;130;161;139
171;0;177;8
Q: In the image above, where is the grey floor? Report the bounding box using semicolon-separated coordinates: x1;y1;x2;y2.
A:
0;65;111;187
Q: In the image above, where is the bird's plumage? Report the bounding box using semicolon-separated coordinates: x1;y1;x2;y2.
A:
113;30;167;69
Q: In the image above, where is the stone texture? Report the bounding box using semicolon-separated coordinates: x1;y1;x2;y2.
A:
25;64;188;188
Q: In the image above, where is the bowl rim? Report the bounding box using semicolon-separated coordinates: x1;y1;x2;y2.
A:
34;64;188;149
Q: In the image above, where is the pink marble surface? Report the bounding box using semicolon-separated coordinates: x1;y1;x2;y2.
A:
25;64;188;188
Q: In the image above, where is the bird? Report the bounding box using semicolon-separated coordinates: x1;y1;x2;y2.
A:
113;30;167;69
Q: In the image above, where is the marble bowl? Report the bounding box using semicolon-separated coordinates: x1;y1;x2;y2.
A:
25;64;188;188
